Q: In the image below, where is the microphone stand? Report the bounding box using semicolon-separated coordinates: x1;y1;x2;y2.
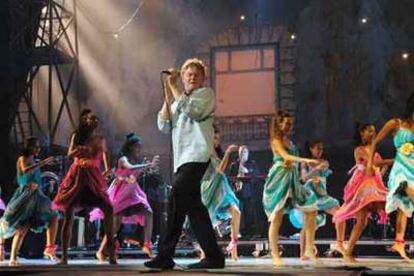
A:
160;72;174;237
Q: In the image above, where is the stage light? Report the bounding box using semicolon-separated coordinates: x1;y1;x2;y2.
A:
113;33;119;39
402;52;410;60
290;34;296;40
240;15;246;21
41;6;48;15
361;17;368;24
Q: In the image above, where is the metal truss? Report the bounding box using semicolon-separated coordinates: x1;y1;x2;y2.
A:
10;0;78;146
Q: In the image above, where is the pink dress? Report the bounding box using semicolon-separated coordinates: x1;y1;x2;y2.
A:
333;152;388;223
53;136;111;212
89;157;152;226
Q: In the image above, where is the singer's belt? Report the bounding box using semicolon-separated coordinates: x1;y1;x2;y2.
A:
74;158;100;167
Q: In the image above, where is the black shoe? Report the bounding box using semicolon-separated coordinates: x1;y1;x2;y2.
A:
395;181;408;196
144;255;175;270
187;257;225;269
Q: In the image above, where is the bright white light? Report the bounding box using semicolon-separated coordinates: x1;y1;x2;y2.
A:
402;52;410;60
240;15;246;21
42;6;48;15
290;34;296;40
361;17;368;24
113;33;119;39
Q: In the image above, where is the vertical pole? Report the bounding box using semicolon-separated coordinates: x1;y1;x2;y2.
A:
73;0;81;119
47;0;53;146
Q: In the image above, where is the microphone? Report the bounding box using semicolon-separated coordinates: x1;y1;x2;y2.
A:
161;69;179;75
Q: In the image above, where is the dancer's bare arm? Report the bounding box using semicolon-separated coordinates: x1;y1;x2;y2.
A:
367;119;399;173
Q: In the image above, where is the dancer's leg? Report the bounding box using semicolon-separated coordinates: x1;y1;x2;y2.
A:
44;216;59;261
326;206;346;255
303;211;317;260
299;229;306;260
391;209;409;260
268;210;283;266
9;227;28;266
343;209;368;264
227;204;241;260
0;238;4;262
142;209;154;258
101;202;116;264
59;208;74;265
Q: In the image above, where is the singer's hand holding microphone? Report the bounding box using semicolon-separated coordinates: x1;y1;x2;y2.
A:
162;68;181;103
161;68;180;82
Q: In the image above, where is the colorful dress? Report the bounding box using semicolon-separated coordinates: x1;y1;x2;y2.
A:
53;136;111;212
289;163;338;229
386;127;414;216
0;164;57;239
262;142;317;221
333;150;388;223
201;158;239;226
89;157;152;226
302;163;339;211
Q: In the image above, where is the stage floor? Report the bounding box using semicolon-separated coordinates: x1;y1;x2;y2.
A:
1;257;414;275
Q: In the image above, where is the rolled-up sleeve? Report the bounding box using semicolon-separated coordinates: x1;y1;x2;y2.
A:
157;112;171;134
176;88;215;121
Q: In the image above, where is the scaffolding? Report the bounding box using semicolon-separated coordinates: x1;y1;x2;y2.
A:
10;0;78;147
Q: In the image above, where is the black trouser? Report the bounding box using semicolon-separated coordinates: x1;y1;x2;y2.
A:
239;197;255;236
158;162;223;259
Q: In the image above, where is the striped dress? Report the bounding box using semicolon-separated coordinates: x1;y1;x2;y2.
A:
302;164;339;211
386;127;414;216
201;158;239;226
0;166;57;239
289;163;338;229
263;142;317;221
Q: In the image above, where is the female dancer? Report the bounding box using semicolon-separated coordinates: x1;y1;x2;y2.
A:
367;94;414;260
90;132;157;260
53;109;116;264
0;137;59;265
201;144;241;260
262;110;319;266
289;140;345;259
333;123;391;263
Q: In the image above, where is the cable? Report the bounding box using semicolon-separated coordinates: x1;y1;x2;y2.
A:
76;0;145;35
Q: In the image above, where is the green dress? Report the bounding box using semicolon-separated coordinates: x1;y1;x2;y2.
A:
302;164;339;211
289;163;339;229
0;164;57;239
201;158;239;226
263;142;318;221
386;127;414;216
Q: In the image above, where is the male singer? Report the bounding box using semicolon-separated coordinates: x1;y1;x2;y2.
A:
145;58;225;270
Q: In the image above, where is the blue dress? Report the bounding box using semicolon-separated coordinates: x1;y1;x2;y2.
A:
201;158;240;226
289;163;339;229
303;164;339;210
0;163;57;239
386;127;414;216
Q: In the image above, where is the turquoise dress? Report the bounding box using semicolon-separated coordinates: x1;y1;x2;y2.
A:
289;163;339;229
201;158;239;226
302;164;339;210
0;163;57;239
386;127;414;216
263;142;318;221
